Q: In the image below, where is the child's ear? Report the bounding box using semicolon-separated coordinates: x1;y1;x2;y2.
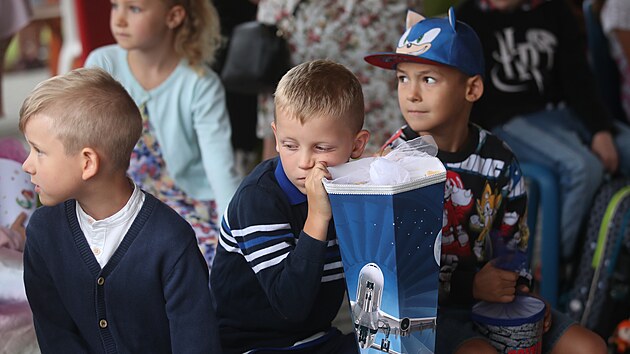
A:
166;5;186;29
80;147;99;181
351;130;371;159
271;121;280;153
465;75;484;103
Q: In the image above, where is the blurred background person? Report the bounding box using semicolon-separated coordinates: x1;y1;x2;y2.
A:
1;0;32;118
600;0;630;124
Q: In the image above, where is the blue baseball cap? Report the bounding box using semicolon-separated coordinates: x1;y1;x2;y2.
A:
365;7;485;77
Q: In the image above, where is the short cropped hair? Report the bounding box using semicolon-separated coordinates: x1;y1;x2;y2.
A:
19;68;142;172
274;59;365;133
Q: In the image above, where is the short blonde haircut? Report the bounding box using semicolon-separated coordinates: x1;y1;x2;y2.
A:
275;59;365;133
19;68;142;172
168;0;221;68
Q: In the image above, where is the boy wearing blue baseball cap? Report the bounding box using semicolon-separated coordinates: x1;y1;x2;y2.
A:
367;8;606;354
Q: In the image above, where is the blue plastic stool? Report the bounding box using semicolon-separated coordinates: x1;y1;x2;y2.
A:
520;162;560;308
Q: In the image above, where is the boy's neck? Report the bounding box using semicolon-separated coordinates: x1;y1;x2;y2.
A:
421;123;470;153
77;174;135;221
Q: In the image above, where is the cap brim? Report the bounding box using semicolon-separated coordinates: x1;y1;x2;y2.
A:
364;53;445;70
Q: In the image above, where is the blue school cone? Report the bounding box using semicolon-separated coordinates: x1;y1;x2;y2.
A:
324;161;445;354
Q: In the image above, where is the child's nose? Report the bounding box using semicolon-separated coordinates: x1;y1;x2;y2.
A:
22;155;34;175
298;151;315;169
407;85;422;102
112;10;126;26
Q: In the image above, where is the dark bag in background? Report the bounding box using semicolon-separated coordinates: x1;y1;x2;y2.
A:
566;178;630;342
220;21;291;95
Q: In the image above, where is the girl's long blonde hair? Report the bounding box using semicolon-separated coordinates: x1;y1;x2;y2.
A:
169;0;221;68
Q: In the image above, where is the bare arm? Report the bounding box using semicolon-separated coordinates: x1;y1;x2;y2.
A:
591;130;619;173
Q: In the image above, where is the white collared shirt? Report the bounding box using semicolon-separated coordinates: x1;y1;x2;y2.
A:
76;183;145;268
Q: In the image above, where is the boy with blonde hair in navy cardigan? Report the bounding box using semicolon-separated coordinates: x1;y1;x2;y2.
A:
20;68;221;353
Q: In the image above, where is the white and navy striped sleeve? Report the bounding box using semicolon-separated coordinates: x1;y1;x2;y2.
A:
219;184;329;321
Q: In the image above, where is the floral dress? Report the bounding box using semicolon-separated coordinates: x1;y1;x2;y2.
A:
256;0;424;154
128;105;218;269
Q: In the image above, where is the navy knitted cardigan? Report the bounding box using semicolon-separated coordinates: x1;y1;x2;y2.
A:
24;192;222;353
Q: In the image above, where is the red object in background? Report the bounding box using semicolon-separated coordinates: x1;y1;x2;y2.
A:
74;0;115;66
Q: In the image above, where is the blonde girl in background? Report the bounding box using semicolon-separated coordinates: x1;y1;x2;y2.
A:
86;0;239;270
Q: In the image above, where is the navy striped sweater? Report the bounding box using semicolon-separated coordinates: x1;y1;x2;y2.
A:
211;158;346;353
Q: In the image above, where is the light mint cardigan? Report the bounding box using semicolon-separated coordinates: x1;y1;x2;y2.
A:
86;45;239;215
